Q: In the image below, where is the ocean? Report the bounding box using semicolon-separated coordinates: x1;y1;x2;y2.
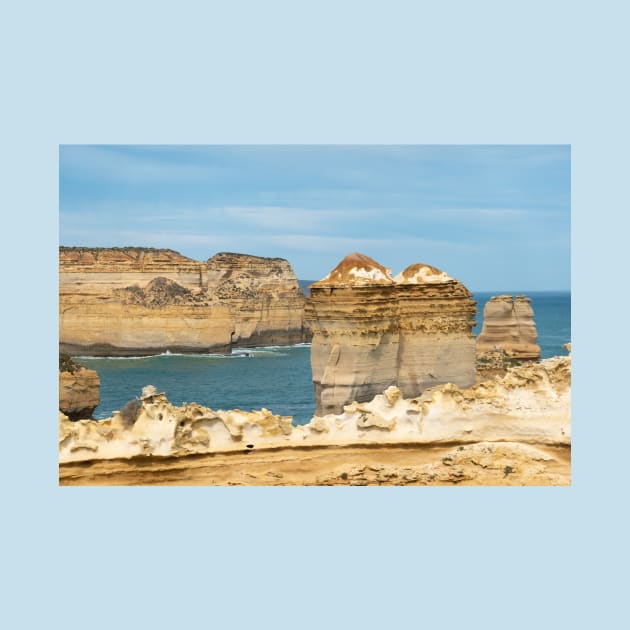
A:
77;290;570;424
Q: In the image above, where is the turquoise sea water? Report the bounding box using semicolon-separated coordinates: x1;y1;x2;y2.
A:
77;291;570;424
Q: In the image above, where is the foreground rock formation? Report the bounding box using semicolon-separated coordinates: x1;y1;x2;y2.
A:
304;253;476;415
59;247;308;355
59;442;570;486
476;295;541;359
59;354;100;419
59;354;571;485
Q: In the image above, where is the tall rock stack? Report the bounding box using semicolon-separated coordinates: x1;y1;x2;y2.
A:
476;295;541;360
394;264;477;398
305;253;477;415
305;254;399;416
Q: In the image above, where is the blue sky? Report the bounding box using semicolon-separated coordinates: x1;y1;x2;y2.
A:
59;145;570;290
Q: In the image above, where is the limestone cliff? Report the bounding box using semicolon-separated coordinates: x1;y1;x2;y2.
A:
304;253;476;415
59;355;100;419
205;252;307;347
59;247;307;355
59;355;571;486
476;295;541;359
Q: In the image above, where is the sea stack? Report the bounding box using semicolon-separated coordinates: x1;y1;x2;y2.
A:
476;295;541;360
304;253;399;416
394;263;477;398
305;253;477;415
59;355;100;420
59;247;308;355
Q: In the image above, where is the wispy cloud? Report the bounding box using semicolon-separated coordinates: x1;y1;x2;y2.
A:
404;207;559;220
219;206;377;232
60;146;223;183
61;202;381;233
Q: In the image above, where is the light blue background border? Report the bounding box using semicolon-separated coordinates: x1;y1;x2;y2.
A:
3;1;627;628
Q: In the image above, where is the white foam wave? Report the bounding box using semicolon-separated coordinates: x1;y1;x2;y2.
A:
75;342;310;361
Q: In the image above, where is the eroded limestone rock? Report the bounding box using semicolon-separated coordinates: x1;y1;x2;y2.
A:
304;253;476;415
476;295;541;360
59;354;570;465
59;367;100;420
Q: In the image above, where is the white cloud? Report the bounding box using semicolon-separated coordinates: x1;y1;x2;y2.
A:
412;207;534;220
259;233;482;254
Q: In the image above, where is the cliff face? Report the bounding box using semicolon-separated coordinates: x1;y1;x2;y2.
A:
304;254;476;415
59;247;307;355
205;253;307;347
476;295;541;359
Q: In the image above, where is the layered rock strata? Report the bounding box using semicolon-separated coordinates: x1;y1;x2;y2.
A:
394;263;477;399
304;253;476;415
59;247;308;355
59;355;571;485
476;295;541;359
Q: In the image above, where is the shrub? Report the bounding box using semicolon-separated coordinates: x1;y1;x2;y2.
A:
59;352;81;373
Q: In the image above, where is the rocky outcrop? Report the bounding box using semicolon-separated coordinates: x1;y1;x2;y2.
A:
59;247;308;355
59;355;571;485
59;384;295;461
304;253;476;415
476;295;541;359
59;366;100;420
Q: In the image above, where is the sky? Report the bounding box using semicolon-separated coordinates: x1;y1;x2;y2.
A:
59;145;570;291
